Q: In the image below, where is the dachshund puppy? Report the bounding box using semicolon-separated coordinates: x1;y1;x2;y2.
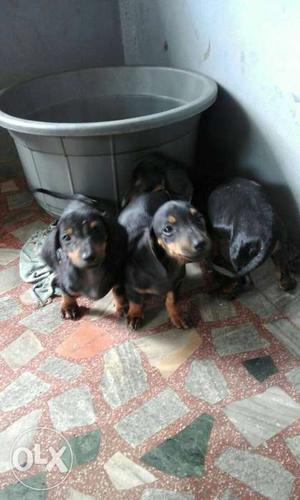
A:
208;177;297;298
122;152;193;206
41;197;127;319
118;191;211;329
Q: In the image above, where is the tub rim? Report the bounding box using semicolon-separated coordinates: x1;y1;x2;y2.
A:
0;65;217;137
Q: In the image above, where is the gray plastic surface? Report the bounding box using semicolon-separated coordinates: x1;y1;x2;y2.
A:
0;66;217;215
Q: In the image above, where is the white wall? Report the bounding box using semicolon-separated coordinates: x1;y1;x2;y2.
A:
119;0;300;239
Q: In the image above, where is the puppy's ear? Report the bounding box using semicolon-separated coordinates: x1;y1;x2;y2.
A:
149;226;165;254
149;226;157;245
41;224;60;269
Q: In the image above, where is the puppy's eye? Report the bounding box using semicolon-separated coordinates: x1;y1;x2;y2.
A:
62;234;71;242
90;225;102;235
163;224;173;235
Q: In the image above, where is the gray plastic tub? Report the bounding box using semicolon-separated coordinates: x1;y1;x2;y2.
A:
0;66;217;215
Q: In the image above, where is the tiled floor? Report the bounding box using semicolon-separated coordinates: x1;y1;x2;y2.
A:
1;162;300;499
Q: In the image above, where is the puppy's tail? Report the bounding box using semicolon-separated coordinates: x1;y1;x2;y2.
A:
32;188;99;206
233;238;272;277
32;188;115;216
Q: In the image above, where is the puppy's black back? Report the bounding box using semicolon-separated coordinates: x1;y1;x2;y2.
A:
208;178;277;275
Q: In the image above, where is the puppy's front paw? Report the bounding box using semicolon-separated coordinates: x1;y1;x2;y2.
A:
165;292;189;329
127;301;144;330
127;315;143;330
169;311;189;329
112;287;128;321
61;302;81;320
116;303;129;321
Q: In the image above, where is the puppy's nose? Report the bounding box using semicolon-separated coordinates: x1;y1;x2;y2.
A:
82;250;96;263
193;240;206;251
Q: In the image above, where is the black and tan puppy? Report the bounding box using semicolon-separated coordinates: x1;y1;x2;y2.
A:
208;177;297;298
42;197;127;319
118;191;211;329
122;152;193;206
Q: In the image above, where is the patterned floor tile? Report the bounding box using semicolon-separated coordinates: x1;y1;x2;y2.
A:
67;488;95;500
286;365;300;393
19;289;40;306
0;179;18;193
1;330;43;370
0;266;22;294
104;451;156;490
185;359;228;404
192;293;236;322
38;356;82;381
0;372;50;412
88;291;115;320
20;302;62;334
48;386;96;431
141;489;195;500
239;288;277;317
0;248;19;265
216;489;240;500
252;259;296;310
257;280;297;311
3;208;37;225
62;429;100;469
285;435;300;464
12;220;48;243
282;296;300;329
115;388;188;447
242;355;278;382
215;447;294;500
56;322;115;360
251;258;276;287
7;191;33;210
2;181;300;497
0;409;42;472
0;295;22;321
140;307;169;330
142;413;213;477
134;328;202;378
211;322;269;357
100;341;148;408
0;474;47;499
224;386;300;447
264;319;300;356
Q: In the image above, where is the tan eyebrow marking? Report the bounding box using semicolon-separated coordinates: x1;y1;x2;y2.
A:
65;228;73;235
190;208;197;215
167;215;176;223
90;220;99;229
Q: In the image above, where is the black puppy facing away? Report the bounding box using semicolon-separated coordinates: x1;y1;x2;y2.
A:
122;152;193;206
41;197;127;319
208;177;297;298
118;191;211;329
